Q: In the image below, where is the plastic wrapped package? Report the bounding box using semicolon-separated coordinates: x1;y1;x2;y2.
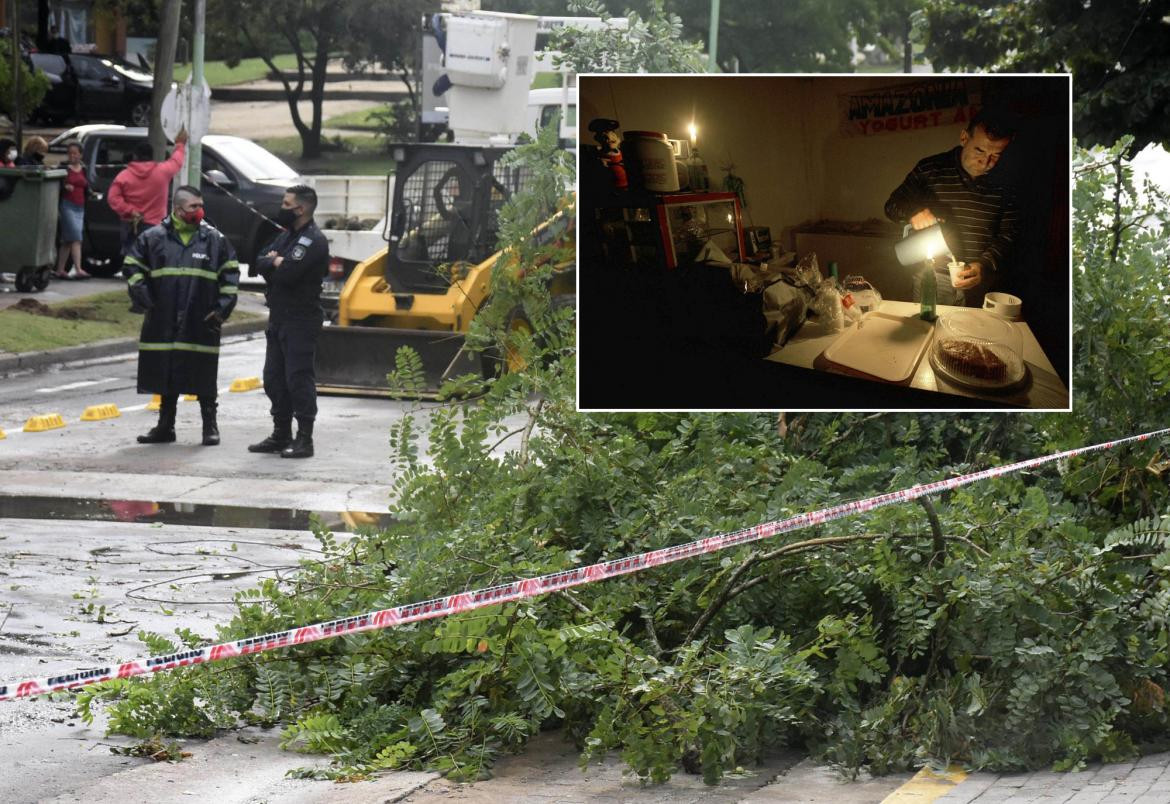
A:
843;275;882;313
810;282;845;333
728;260;814;348
763;281;813;346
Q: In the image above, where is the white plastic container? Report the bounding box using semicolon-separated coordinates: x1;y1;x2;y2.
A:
624;130;679;192
929;309;1026;390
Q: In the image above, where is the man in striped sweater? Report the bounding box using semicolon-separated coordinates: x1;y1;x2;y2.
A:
885;111;1019;306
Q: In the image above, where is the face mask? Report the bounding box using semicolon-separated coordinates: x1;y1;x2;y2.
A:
179;207;204;225
5;149;16;162
276;207;300;228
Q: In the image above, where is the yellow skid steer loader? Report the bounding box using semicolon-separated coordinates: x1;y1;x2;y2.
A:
314;143;574;397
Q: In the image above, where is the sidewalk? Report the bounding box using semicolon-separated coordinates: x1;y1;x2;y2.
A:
212;77;410;103
931;754;1170;804
210;58;411;102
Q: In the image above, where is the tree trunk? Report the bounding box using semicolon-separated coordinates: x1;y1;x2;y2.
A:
151;0;183;160
302;25;330;160
903;17;913;73
241;23;311;154
271;26;314;158
1110;153;1124;263
36;0;48;52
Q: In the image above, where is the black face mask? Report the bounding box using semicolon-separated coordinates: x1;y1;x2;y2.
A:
276;207;300;228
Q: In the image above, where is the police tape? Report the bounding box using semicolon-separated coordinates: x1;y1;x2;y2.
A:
2;426;1167;703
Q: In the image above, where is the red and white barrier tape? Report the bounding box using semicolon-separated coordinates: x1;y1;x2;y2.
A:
3;426;1167;702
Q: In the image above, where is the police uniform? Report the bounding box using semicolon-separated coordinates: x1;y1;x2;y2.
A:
252;220;330;448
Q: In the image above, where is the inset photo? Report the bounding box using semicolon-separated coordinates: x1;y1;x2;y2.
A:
578;75;1071;411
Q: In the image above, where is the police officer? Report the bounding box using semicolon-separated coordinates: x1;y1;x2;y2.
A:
248;185;329;459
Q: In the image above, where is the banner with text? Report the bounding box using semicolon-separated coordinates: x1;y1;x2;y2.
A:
840;79;981;137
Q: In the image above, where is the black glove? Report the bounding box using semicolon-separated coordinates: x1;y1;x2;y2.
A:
204;310;224;333
127;284;154;314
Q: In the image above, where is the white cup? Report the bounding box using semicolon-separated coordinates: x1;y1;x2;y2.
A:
983;292;1023;319
947;260;964;286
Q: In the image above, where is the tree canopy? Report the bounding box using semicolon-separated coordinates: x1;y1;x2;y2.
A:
670;0;896;72
487;0;930;72
924;0;1170;153
203;0;431;158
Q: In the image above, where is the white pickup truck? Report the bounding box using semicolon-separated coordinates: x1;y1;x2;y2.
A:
305;174;394;303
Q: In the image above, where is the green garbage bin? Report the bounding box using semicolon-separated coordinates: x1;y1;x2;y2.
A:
0;167;65;292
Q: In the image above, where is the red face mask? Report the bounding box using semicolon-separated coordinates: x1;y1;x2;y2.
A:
179;207;205;225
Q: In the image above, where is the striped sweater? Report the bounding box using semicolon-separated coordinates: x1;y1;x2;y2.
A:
884;146;1018;277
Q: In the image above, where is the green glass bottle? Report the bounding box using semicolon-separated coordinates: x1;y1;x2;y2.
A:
919;264;937;321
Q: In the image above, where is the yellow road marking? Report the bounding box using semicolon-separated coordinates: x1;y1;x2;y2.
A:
881;765;967;803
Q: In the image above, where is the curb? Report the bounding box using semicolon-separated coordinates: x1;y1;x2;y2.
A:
0;318;269;376
211;86;410;102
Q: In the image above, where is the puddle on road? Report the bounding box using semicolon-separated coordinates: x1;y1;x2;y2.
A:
0;495;388;533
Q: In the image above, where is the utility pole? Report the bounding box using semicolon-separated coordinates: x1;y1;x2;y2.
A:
10;0;21;148
151;0;182;160
707;0;719;71
187;0;205;185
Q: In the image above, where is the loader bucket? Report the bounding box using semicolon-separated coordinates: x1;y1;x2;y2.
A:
315;325;484;398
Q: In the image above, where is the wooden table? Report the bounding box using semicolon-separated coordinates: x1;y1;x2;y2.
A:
766;300;1069;409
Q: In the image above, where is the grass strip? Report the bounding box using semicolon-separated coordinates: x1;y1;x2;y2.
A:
173;54;302;87
260;135;393;176
0;290;258;354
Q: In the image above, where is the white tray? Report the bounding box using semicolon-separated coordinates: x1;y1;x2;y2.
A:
822;311;935;382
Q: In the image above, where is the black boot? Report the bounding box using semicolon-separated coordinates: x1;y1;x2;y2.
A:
248;417;293;453
137;397;177;444
281;418;314;459
200;399;220;447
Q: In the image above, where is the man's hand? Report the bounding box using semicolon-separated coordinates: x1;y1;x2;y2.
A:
953;261;983;290
273;256;284;268
909;209;939;230
175;127;189;146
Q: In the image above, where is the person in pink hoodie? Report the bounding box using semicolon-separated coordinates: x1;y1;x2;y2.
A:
107;128;188;253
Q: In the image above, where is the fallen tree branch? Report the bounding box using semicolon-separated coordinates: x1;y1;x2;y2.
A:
684;531;910;645
918;496;945;564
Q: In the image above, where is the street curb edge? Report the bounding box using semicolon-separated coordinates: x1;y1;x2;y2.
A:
0;318;269;376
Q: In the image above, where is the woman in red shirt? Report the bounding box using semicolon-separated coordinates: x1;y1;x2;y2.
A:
54;142;91;279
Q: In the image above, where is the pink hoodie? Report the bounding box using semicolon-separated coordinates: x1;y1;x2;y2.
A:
107;141;186;226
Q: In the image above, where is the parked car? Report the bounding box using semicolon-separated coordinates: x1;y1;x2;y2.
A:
30;53;154;126
47;125;299;276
